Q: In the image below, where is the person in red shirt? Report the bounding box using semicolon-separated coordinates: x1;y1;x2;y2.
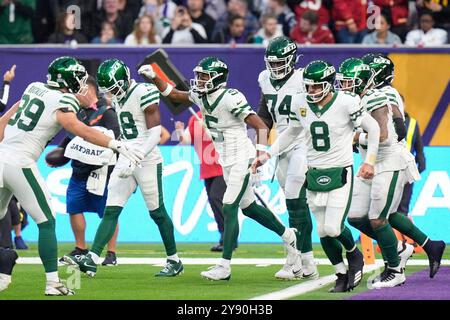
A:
332;0;368;43
372;0;409;41
292;0;332;28
290;9;335;44
175;111;233;252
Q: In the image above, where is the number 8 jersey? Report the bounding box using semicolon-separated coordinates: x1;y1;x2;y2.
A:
0;82;81;167
289;91;364;169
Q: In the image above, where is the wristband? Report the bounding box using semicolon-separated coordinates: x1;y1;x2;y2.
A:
161;83;174;96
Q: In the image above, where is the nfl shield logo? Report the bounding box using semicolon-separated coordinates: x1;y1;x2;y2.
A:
300;108;307;117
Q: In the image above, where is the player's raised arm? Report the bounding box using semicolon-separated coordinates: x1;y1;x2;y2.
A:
56;110;142;166
138;64;190;104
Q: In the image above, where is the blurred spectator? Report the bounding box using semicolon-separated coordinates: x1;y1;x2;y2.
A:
33;0;59;43
212;0;259;42
158;0;177;21
417;0;450;38
95;0;134;41
162;6;208;43
0;197;29;250
48;12;88;44
405;10;447;45
362;12;402;45
187;0;216;42
332;0;368;43
125;15;161;45
290;9;335;44
0;0;35;44
212;14;252;43
138;0;170;39
291;0;332;28
265;0;297;37
373;1;409;41
204;0;227;20
120;0;142;19
251;13;284;46
91;21;122;44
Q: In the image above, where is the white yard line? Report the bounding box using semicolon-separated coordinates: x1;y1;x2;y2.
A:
17;257;450;266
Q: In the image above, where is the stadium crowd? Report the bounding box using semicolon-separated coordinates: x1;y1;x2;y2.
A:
0;0;448;46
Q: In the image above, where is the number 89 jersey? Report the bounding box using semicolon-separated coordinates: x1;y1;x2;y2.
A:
0;82;81;167
112;80;162;164
290;91;364;169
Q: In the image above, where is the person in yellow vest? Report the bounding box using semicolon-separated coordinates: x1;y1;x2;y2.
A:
397;112;426;215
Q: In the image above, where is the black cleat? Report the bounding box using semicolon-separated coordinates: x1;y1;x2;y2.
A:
210;244;223;252
426;240;446;278
329;272;350;293
59;247;88;265
0;248;19;275
346;248;364;289
101;251;118;266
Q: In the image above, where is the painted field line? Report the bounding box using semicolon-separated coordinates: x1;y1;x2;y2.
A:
250;264;383;300
17;257;450;266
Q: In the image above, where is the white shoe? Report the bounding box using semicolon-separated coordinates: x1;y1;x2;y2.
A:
274;256;303;280
398;242;414;270
371;268;406;289
301;258;319;280
201;264;231;281
0;278;10;292
45;281;75;296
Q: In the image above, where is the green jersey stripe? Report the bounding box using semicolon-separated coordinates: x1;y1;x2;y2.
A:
141;91;159;101
60;99;79;112
61;95;79;105
366;97;387;105
140;97;159;107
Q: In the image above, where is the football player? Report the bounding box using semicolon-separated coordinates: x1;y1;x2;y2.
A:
0;247;18;292
0;56;141;295
360;54;446;279
257;36;317;280
64;59;184;278
139;57;299;281
253;60;381;292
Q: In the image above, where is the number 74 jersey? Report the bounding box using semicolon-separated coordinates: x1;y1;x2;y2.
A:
289;91;364;169
0;82;82;167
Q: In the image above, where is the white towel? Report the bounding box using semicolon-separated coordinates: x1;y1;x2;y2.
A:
64;126;116;166
86;165;108;196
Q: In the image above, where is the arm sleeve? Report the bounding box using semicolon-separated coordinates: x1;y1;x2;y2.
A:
0;81;10;113
268;122;303;156
227;90;256;121
139;125;162;157
413;122;426;173
256;91;273;130
359;113;380;166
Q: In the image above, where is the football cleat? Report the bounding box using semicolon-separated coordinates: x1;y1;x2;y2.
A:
301;257;319;280
275;254;303;280
14;236;28;250
59;247;89;265
201;264;231;281
398;241;414;270
329;273;349;293
283;228;299;256
371;268;405;289
346;248;364;289
101;251;118;266
426;240;446;278
45;281;75;296
155;259;184;277
63;253;97;277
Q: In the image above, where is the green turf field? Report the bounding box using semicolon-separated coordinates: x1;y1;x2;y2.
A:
0;243;447;300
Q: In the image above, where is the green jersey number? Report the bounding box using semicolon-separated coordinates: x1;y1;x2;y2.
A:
264;94;291;123
119;111;138;139
8;94;45;132
310;121;330;151
204;114;224;142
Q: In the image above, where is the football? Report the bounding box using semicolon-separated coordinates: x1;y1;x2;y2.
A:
45;147;69;167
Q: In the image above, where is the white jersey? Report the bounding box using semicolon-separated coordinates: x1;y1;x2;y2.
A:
290;91;364;169
189;87;256;167
359;88;405;171
0;82;81;167
380;85;405;119
112;80;162;164
258;69;306;153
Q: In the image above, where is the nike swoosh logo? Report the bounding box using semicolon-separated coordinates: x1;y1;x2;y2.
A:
83;262;95;268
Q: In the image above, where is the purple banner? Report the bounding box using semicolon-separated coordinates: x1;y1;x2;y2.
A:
1;46;448;144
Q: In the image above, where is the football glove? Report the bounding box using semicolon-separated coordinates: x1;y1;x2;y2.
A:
138;64;156;79
108;140;143;167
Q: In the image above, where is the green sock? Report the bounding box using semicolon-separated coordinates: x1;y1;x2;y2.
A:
37;219;57;273
149;205;177;256
373;223;400;268
336;226;356;251
91;206;122;256
286;189;313;253
389;212;428;246
348;217;378;240
320;236;344;265
222;204;240;260
241;201;285;236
